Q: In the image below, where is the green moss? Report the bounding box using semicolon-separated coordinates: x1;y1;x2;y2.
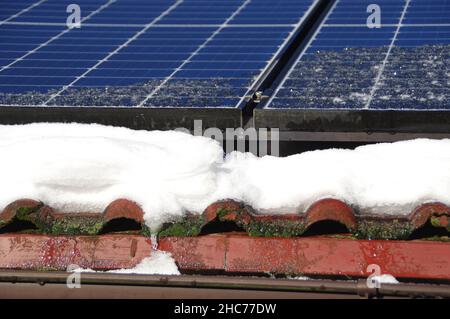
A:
422;235;450;242
354;219;413;240
328;234;357;240
140;224;152;237
0;205;46;232
430;215;450;230
430;216;440;227
217;208;252;228
216;208;232;219
51;216;104;235
158;216;203;238
16;206;36;219
36;266;59;272
247;220;306;237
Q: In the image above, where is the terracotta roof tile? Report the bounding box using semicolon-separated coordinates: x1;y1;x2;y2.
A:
0;198;449;240
0;198;449;279
0;234;151;271
161;199;449;240
0;198;148;236
1;233;449;281
305;198;356;230
411;202;450;229
103;199;144;224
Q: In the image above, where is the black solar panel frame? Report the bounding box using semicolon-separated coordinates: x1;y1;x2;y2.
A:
0;105;241;131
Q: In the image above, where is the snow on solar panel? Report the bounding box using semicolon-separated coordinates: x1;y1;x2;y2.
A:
0;0;318;108
267;0;450;110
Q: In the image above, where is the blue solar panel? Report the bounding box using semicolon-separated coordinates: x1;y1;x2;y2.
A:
267;0;450;110
0;0;318;108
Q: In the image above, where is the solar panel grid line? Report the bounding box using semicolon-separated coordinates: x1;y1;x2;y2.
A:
0;43;282;50
323;23;450;27
0;0;48;26
136;0;253;108
264;0;339;108
235;0;321;109
15;44;281;48
151;23;297;27
42;0;185;106
1;21;299;28
364;0;411;109
0;27;292;35
2;58;268;64
1;21;151;28
0;0;117;74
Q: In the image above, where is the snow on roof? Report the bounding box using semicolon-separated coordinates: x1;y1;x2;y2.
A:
0;123;450;232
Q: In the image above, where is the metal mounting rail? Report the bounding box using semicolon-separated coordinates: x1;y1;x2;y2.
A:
239;0;335;127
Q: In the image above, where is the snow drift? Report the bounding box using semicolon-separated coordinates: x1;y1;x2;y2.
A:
72;251;180;275
1;123;450;231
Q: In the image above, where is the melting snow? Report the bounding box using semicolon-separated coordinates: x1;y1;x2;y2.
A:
1;123;450;231
108;251;180;275
72;251;180;275
371;274;399;285
290;276;312;281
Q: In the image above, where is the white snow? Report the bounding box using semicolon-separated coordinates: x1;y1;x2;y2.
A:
370;274;399;285
219;139;450;215
72;250;180;275
290;276;312;281
108;251;180;275
349;92;369;102
332;97;344;104
1;123;450;230
0;123;223;229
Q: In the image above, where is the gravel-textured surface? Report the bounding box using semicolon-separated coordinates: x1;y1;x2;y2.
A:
1;45;448;109
270;44;449;110
0;78;250;108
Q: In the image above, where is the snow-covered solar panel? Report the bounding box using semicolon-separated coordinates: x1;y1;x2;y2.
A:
267;0;450;110
0;0;318;108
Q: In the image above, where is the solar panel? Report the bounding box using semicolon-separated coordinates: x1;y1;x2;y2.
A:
267;0;450;110
0;0;319;108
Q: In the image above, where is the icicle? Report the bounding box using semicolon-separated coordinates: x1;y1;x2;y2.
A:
151;233;158;250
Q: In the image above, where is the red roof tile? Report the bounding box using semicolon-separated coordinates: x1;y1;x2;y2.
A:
0;234;150;270
0;198;146;236
0;198;449;240
0;233;449;281
0;197;449;280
